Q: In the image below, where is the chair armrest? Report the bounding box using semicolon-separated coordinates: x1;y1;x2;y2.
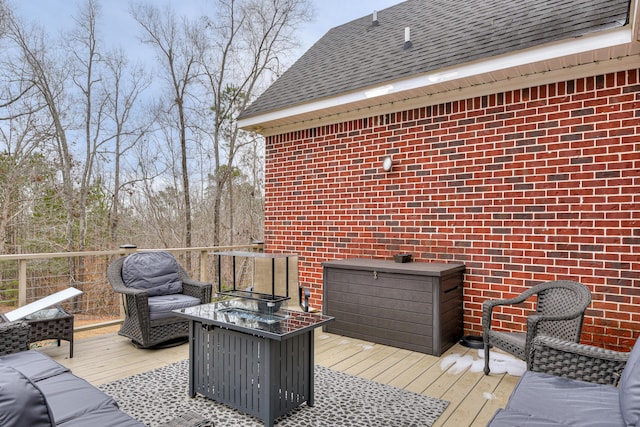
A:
182;279;213;303
482;292;532;311
528;335;629;385
0;321;31;356
482;288;537;322
111;282;149;296
482;292;534;336
182;277;210;288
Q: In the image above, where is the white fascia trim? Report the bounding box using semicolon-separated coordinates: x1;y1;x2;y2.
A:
237;27;633;131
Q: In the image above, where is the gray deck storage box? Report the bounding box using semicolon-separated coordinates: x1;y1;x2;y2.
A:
322;259;464;356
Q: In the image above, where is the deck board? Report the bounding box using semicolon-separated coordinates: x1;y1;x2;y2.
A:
38;330;518;426
435;368;485;426
387;352;440;389
472;374;521;426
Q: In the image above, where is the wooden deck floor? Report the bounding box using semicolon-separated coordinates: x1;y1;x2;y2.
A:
39;330;520;427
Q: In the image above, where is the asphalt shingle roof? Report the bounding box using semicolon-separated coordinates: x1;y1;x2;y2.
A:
239;0;630;120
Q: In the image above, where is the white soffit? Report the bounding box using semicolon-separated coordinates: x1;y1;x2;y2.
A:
238;25;639;135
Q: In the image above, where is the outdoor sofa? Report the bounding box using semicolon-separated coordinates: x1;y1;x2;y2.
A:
0;320;144;427
487;334;638;426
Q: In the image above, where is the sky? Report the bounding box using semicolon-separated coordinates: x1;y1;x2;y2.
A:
10;0;402;63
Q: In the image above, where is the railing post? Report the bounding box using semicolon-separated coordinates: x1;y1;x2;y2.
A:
18;259;27;306
200;250;208;283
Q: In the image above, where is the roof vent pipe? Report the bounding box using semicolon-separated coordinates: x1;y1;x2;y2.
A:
372;10;379;26
404;27;412;49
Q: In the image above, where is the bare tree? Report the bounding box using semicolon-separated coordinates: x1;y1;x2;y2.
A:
129;124;184;248
0;5;32;253
130;3;204;259
0;1;7;39
0;112;57;254
0;0;310;258
101;49;151;245
69;0;108;253
4;8;78;254
241;134;265;242
198;0;311;246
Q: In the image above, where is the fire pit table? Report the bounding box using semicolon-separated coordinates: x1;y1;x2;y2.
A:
174;299;334;427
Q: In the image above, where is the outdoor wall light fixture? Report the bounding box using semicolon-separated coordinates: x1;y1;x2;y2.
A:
382;156;393;172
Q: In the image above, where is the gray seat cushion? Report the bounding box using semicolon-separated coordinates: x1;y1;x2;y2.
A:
0;363;54;427
122;251;183;296
619;336;640;425
148;294;201;320
504;371;624;426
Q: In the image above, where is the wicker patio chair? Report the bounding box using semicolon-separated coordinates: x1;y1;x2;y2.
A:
529;335;630;386
0;321;30;356
482;280;591;375
107;252;212;348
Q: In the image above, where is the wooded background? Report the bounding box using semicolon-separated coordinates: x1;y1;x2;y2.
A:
0;0;312;257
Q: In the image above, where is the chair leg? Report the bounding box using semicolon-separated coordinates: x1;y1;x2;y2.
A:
484;341;490;375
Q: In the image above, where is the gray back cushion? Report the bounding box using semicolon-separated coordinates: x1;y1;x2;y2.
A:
619;338;640;425
122;252;183;296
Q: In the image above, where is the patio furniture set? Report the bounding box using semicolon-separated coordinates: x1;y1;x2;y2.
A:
110;250;333;427
1;250;636;426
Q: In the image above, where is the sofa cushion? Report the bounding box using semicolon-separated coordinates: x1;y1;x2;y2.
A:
59;405;145;426
487;408;567;426
0;363;54;427
37;371;118;424
504;371;623;426
619;338;640;425
0;349;69;381
148;294;201;320
0;351;144;426
122;251;182;296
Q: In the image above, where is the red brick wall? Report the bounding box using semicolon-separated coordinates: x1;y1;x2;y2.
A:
264;68;640;351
